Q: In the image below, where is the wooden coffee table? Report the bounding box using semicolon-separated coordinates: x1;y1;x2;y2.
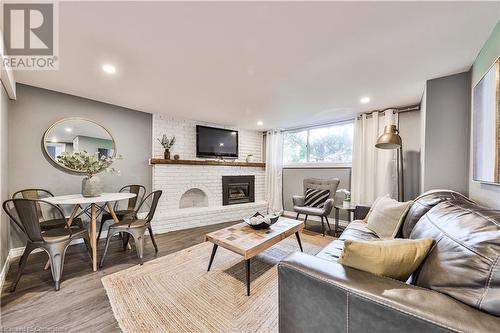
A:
205;217;304;296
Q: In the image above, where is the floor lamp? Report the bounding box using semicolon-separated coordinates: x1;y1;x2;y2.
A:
375;125;404;202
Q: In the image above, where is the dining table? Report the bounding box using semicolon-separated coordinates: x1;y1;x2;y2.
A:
45;192;136;271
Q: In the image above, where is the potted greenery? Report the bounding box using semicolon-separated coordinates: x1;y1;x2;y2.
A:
337;189;352;208
57;151;121;197
157;134;176;159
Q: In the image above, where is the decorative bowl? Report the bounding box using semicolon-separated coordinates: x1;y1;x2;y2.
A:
244;212;279;229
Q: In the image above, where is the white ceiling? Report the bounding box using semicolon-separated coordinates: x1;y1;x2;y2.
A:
12;1;499;130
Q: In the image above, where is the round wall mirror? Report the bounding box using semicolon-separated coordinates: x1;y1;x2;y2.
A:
43;118;116;174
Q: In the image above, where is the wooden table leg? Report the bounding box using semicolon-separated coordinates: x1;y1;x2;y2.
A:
91;203;97;271
106;202;119;224
67;205;79;226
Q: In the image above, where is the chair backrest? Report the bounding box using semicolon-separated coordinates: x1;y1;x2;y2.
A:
3;199;68;243
12;189;55;200
303;178;340;200
136;190;162;224
115;185;147;212
12;189;55;221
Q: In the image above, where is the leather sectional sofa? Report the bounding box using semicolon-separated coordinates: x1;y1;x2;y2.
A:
278;190;500;332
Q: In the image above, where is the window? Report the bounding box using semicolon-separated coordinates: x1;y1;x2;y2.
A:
283;121;354;165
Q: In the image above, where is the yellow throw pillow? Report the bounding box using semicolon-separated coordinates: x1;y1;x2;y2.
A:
337;238;434;281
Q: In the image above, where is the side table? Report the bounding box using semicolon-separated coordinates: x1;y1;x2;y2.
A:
334;204;356;237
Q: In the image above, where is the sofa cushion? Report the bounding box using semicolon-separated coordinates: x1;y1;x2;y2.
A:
338;238;434;281
365;195;413;238
317;221;379;262
293;206;324;215
409;199;500;317
400;189;472;238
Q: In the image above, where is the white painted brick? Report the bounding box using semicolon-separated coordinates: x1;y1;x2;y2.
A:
152;114;267;233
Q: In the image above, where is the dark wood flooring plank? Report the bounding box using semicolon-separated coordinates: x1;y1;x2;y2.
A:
0;221;238;332
1;219;325;332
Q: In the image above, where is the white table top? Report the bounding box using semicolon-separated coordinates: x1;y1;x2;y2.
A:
44;192;136;205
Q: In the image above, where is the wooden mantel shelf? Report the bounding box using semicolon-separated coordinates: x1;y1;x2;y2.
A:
149;158;266;168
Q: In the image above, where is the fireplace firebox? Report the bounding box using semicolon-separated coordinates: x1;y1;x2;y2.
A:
222;176;255;205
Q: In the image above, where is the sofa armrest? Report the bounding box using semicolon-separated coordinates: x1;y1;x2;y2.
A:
292;195;305;207
278;252;500;333
354;205;370;220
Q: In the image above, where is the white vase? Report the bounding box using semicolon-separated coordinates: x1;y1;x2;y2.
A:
343;200;351;209
82;175;103;197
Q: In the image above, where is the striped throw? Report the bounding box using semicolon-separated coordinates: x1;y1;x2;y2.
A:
304;188;330;208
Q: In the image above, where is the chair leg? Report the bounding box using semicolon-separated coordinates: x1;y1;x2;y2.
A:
122;233;130;251
304;215;308;226
133;234;145;265
97;219;107;241
100;230;118;268
83;236;92;260
295;213;300;220
11;243;35;292
47;244;69;291
321;216;325;236
325;216;332;232
148;226;158;253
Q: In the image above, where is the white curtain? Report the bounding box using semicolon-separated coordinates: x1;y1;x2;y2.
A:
265;129;284;214
351;110;399;205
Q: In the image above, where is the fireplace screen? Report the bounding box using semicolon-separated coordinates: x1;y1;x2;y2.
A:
222;176;255;206
228;183;250;204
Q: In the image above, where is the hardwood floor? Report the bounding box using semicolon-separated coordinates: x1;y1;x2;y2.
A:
0;219;328;332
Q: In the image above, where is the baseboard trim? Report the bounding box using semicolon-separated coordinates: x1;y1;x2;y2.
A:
0;253;11;291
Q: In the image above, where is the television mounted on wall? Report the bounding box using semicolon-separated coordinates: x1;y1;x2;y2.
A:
196;125;238;158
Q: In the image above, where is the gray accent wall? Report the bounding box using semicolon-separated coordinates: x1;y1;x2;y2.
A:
282;167;351;219
1;83;10;269
8;84;152;247
421;71;470;195
399;110;421;200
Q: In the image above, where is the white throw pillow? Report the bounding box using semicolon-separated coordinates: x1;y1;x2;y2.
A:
365;195;413;238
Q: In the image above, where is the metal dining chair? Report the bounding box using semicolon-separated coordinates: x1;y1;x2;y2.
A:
100;190;162;267
97;184;146;241
3;199;91;291
12;189;84;230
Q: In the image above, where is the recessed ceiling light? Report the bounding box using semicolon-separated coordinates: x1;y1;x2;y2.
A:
257;121;263;126
360;97;370;104
102;64;116;74
65;127;72;132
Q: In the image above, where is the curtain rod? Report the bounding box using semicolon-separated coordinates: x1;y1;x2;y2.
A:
281;104;420;132
282;117;355;133
356;104;420;119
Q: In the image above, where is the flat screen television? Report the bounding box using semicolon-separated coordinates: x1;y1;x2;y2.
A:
196;125;238;158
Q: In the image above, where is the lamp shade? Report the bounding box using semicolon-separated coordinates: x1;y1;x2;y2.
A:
375;125;402;149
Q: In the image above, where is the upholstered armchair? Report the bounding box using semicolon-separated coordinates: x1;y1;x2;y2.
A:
293;178;340;236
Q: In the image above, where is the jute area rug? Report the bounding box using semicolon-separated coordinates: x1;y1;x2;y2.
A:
102;230;332;333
